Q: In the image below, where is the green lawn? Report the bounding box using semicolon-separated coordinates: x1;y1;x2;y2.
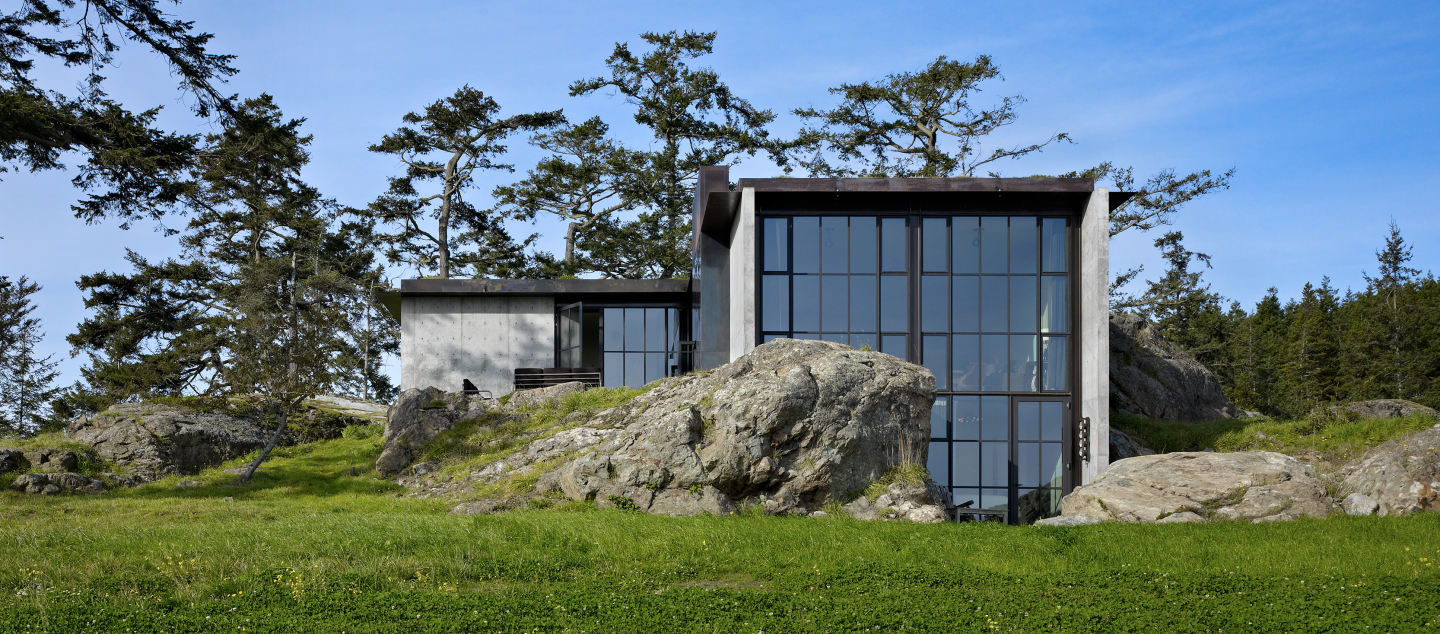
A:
2;430;1438;632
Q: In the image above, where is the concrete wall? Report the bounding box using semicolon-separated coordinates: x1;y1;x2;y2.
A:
400;295;554;396
1079;189;1111;485
728;187;757;361
695;230;730;371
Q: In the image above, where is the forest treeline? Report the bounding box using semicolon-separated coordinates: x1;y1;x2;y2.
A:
1128;222;1439;418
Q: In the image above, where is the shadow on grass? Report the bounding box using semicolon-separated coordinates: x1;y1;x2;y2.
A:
119;436;404;502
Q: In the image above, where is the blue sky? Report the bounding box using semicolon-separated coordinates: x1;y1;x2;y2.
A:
4;0;1438;391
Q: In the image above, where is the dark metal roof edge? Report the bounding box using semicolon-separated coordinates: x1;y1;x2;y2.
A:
399;279;691;296
735;177;1096;193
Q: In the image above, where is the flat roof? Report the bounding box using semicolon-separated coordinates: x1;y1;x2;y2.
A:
399;278;689;296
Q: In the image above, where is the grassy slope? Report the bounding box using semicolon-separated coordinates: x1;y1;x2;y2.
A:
1112;410;1439;470
3;429;1439;632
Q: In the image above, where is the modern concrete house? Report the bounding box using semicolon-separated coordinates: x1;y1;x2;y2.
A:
383;166;1127;523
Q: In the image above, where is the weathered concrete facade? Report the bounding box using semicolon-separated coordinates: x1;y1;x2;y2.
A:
400;295;554;396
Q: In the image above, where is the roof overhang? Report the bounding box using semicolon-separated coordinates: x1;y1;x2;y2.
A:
693;170;1132;244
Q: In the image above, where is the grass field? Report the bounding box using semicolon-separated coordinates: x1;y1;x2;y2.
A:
2;429;1438;632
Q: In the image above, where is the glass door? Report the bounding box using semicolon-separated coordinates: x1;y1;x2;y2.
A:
557;302;582;368
1012;396;1070;524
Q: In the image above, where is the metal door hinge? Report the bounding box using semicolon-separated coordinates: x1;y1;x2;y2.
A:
1079;416;1091;463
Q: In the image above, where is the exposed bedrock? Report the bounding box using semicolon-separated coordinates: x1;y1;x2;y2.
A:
1335;424;1440;516
1037;451;1333;526
1109;312;1239;422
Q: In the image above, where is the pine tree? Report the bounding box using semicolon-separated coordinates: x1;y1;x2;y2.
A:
0;276;61;436
1277;280;1340;416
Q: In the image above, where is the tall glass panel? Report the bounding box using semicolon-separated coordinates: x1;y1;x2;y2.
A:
849;276;877;333
980;276;1007;332
930;396;948;438
954;396;980;439
645;308;666;351
1040;276;1067;333
881;334;906;358
953;442;978;486
821;275;848;332
980;216;1008;273
952;335;979;391
762;275;788;332
792;276;820;332
980;335;1007;391
923;335;948;391
624;308;645;351
980;395;1008;441
1017;401;1040;440
922;217;947;273
821;217;848;273
763;217;788;272
1010;335;1037;392
645;352;666;383
953;217;980;274
1042;217;1066;273
793;217;820;273
881;218;907;272
1018;443;1039;487
1042;336;1067;391
1009;276;1037;333
952;276;979;332
624;352;644;388
603;352;623;386
850;217;877;273
1009;217;1037;274
603;308;623;351
929;441;948;488
880;275;907;332
980;442;1008;487
1041;401;1063;441
920;275;947;332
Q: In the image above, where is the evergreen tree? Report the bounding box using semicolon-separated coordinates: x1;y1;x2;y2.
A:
570;31;786;279
59;96;395;417
1352;221;1432;402
1224;289;1286;415
793;54;1069;178
1277;280;1340;416
0;276;60;436
367;86;562;279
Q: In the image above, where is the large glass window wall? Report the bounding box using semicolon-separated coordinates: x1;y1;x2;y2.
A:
760;213;1072;523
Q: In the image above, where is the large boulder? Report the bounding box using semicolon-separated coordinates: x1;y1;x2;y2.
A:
424;340;939;520
1328;399;1438;420
22;449;77;473
66;403;270;480
1335;424;1440;516
1109;312;1239;421
1037;451;1332;525
1109;428;1156;462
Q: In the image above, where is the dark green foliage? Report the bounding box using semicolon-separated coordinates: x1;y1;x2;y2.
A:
0;275;60;436
569;30;787;279
58;96;397;418
1;0;237;224
1156;223;1440;418
794;54;1069;178
366;86;564;279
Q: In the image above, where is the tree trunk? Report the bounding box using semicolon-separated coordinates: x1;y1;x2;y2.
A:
236;405;287;484
565;222;578;262
237;251;300;485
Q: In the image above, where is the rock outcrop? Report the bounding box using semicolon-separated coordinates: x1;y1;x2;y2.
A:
1037;451;1332;525
376;383;586;478
22;449;78;473
0;449;27;474
1109;312;1238;421
1109;428;1156;462
10;472;105;495
1328;399;1438;420
403;340;940;520
1335;424;1440;516
66;403;270;480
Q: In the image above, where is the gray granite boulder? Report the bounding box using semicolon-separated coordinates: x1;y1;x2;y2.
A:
1341;492;1379;516
66;404;269;480
1109;312;1239;421
1335;424;1440;516
11;472;104;494
1037;451;1332;525
1109;428;1156;461
538;339;937;517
